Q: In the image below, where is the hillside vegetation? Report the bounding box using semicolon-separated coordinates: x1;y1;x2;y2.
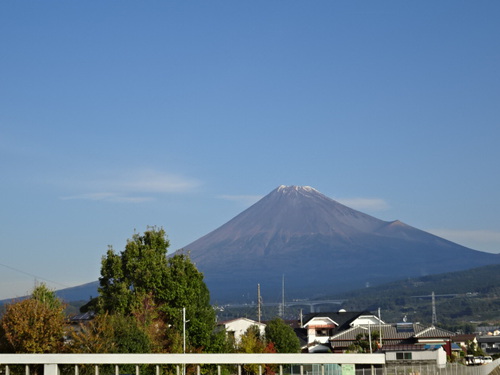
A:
333;263;500;329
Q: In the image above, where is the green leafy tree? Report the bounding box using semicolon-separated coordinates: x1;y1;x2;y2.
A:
264;317;300;353
466;340;485;356
347;330;380;353
238;325;266;354
31;283;63;310
209;328;234;354
237;326;276;374
97;227;217;352
347;333;369;353
0;284;66;353
111;314;152;353
131;293;169;353
98;227;170;315
162;253;216;351
68;313;119;353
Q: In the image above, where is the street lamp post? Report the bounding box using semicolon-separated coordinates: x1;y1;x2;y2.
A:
183;307;186;354
182;307;190;375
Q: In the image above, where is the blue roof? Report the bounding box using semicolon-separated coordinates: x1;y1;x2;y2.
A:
423;344;442;350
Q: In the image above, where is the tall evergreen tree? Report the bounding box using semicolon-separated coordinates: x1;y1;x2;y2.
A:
97;227;217;352
264;317;301;353
98;227;170;315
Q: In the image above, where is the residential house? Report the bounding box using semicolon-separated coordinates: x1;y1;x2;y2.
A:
218;317;266;344
299;310;383;352
451;333;477;353
329;322;454;355
477;335;500;355
69;311;96;325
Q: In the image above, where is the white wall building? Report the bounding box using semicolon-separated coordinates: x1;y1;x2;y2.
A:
385;347;447;368
350;315;384;327
302;311;383;346
218;318;266;344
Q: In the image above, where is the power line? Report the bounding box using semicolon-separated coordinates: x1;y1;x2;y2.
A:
0;262;70;289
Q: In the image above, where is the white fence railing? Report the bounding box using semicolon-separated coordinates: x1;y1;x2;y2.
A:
0;353;385;375
0;354;498;375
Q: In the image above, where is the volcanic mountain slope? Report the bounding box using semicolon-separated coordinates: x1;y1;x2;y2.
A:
176;185;499;303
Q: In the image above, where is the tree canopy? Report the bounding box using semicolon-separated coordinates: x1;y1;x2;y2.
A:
98;227;171;315
96;227;217;352
237;325;276;374
264;317;301;353
69;313;151;353
0;284;66;353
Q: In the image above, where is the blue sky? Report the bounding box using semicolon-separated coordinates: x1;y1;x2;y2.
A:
1;1;499;300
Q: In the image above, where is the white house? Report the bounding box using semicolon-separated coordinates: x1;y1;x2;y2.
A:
218;318;266;344
350;314;384;327
302;311;383;347
478;335;500;355
304;316;337;345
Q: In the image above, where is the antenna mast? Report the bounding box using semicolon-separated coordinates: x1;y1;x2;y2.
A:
431;291;438;325
279;274;285;317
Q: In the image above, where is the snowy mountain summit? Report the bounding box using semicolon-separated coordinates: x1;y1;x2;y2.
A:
276;185;317;193
177;185;499;303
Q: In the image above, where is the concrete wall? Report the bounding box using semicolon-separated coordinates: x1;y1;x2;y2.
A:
385;348;446;368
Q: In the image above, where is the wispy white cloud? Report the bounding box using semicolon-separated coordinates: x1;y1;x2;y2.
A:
90;169;201;193
218;194;263;206
336;197;390;211
59;169;201;203
61;193;153;203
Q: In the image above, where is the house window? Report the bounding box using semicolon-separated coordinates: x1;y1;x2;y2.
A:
315;328;331;336
396;352;412;360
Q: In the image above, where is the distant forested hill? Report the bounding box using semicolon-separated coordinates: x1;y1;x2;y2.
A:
332;264;500;327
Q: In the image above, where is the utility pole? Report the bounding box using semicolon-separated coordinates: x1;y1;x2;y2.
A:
183;307;186;353
257;284;262;323
368;323;372;353
368;323;374;375
378;307;383;347
182;307;187;375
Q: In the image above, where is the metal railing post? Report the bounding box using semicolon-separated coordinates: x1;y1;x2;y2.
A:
44;364;59;375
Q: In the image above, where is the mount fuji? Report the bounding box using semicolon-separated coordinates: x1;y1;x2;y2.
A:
176;185;499;303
